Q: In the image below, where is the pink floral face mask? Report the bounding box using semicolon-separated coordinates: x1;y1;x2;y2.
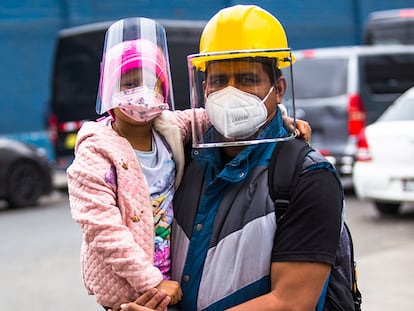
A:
112;86;169;122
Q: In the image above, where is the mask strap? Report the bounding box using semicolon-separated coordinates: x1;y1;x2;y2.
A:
260;86;277;126
262;86;274;103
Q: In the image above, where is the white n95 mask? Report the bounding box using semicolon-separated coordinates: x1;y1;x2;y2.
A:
205;86;273;139
112;86;169;122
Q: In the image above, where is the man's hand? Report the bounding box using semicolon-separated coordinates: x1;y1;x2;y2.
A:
156;280;183;305
117;288;171;311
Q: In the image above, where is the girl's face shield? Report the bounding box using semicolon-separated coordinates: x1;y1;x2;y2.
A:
187;49;297;148
96;17;175;115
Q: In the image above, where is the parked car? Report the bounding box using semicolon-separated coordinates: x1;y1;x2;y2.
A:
289;45;414;188
352;86;414;215
0;138;52;208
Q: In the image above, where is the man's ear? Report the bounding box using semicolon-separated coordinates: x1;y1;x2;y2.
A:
275;77;287;101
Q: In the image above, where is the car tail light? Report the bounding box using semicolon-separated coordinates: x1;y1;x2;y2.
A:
355;128;371;162
58;120;84;132
48;114;58;144
348;94;366;136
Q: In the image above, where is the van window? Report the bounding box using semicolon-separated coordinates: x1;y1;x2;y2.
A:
293;58;348;99
52;27;105;123
56;55;96;103
361;54;414;95
359;53;414;124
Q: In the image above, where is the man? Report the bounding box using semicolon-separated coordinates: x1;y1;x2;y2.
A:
120;4;342;311
170;4;343;311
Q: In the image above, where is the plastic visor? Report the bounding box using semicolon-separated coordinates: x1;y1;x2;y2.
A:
96;17;175;115
187;49;297;148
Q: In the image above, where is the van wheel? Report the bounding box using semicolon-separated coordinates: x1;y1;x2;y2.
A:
374;202;401;215
6;161;43;208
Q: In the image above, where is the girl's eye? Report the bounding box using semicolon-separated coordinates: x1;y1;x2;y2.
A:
121;81;139;89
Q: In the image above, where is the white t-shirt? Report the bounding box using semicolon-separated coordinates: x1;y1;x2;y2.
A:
109;120;175;279
136;130;175;279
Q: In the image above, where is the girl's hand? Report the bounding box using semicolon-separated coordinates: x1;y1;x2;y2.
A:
295;118;312;143
282;114;312;144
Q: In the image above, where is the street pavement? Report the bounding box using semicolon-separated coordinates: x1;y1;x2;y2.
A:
0;192;413;310
358;242;414;311
345;195;414;311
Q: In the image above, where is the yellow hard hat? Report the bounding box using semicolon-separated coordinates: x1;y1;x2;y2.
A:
191;5;295;71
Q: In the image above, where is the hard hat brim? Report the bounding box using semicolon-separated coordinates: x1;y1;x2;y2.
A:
188;49;295;71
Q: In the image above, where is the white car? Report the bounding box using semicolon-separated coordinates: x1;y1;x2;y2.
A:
353;86;414;215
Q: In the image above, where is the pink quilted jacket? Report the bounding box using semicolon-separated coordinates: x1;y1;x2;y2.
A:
67;110;207;307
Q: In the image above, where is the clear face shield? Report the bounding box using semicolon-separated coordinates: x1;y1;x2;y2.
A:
188;49;296;148
96;17;174;120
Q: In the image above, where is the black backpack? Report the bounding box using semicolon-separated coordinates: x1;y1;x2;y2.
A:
268;138;362;311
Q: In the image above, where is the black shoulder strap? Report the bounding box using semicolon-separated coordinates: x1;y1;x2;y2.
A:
183;140;193;170
268;138;313;222
344;223;363;311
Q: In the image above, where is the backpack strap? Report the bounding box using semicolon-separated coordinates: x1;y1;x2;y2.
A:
344;223;363;311
268;138;314;223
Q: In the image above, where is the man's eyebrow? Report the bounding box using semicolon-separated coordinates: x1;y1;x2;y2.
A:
236;72;258;77
208;72;257;79
210;73;229;77
208;73;227;79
